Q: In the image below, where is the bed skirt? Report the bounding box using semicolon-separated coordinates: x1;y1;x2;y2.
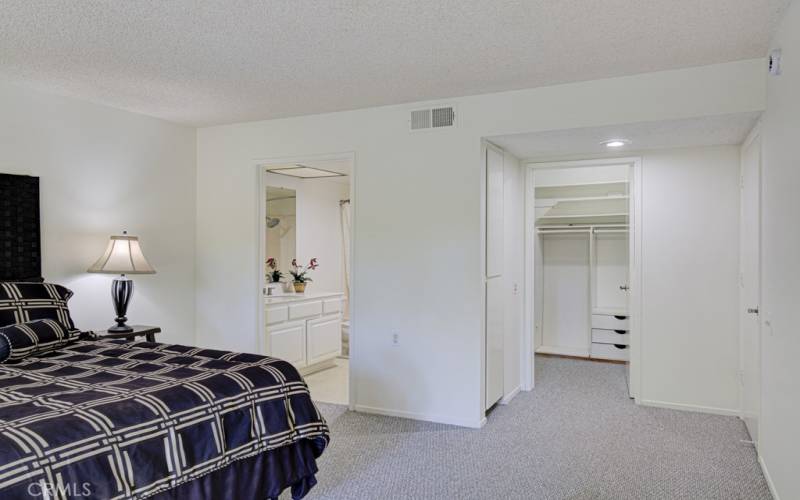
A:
150;439;323;500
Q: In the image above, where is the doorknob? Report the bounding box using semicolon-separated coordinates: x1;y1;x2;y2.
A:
619;285;630;291
747;307;759;315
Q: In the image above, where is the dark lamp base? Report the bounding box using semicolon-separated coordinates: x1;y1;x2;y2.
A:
110;276;135;335
107;324;134;333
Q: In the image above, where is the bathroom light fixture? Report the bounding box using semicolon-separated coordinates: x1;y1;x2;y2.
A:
266;164;345;179
602;139;630;148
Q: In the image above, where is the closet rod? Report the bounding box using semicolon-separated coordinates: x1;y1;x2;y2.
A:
537;229;591;235
536;224;591;229
536;223;628;230
593;229;629;234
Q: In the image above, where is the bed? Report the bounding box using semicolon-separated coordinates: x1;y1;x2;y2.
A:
0;285;329;499
0;336;329;499
0;174;329;498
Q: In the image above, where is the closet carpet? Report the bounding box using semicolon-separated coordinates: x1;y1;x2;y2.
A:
296;356;771;500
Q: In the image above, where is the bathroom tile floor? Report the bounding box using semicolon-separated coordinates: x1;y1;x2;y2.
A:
305;357;349;405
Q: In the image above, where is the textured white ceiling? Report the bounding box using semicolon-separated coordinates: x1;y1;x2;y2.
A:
488;112;761;159
0;1;789;126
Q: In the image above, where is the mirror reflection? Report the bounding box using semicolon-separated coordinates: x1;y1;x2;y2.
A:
265;186;296;279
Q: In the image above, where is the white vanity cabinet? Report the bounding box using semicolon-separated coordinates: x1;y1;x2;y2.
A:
307;315;342;365
269;321;307;367
265;292;344;374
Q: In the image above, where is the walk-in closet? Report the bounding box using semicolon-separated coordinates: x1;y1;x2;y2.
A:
532;164;632;362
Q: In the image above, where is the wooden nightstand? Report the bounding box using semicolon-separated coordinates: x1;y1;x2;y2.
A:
96;325;161;342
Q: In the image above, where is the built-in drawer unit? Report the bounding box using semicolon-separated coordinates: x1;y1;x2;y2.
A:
289;300;324;320
266;305;289;325
591;313;629;331
590;342;629;361
591;328;629;346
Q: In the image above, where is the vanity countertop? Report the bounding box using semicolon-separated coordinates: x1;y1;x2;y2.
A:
265;291;344;305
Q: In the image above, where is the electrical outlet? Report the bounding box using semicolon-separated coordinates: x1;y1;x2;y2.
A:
391;330;400;346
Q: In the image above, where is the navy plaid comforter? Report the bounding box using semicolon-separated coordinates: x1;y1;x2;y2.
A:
0;339;329;499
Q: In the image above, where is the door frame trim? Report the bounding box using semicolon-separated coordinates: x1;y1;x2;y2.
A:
255;151;357;410
738;121;762;441
522;156;643;400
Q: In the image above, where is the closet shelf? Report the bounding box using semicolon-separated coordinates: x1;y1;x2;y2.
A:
535;181;628;202
535;195;629;206
534;180;628;189
539;212;628;219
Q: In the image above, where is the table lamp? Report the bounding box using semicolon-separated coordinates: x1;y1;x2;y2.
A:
87;231;156;332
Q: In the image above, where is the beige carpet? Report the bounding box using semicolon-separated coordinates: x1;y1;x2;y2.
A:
295;356;770;500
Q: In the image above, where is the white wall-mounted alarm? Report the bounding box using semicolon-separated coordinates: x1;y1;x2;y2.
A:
769;49;782;76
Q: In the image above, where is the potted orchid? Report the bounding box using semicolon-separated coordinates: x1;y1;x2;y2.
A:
290;258;318;293
266;258;284;283
265;258;287;295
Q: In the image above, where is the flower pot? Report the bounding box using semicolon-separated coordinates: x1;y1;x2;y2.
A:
293;282;306;293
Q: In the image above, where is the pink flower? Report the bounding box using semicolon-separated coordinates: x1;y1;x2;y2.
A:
309;258;318;270
291;258;297;268
266;258;276;269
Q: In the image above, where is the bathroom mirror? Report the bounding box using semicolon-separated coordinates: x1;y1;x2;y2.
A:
266;186;296;279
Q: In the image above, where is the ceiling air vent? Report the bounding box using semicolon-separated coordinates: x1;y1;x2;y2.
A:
410;105;456;131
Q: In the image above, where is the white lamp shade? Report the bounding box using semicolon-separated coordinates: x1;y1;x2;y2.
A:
87;235;156;274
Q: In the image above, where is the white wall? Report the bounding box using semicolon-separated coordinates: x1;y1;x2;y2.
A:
639;146;741;413
759;3;800;497
0;82;197;344
196;59;765;427
264;173;349;293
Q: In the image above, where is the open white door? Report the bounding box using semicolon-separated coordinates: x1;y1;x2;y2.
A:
740;131;761;443
485;146;505;409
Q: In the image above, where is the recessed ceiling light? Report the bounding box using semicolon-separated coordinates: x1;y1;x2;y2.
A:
265;164;346;179
602;139;630;148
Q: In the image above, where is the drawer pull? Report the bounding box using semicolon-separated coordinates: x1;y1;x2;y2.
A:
614;344;628;349
614;315;628;320
615;330;627;334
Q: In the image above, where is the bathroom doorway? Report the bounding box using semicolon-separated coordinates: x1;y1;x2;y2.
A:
256;152;355;407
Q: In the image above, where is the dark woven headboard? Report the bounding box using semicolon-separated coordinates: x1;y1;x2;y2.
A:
0;174;42;282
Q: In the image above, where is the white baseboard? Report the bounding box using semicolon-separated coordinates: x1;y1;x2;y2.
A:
499;386;521;405
638;399;739;417
759;455;780;500
354;404;485;428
